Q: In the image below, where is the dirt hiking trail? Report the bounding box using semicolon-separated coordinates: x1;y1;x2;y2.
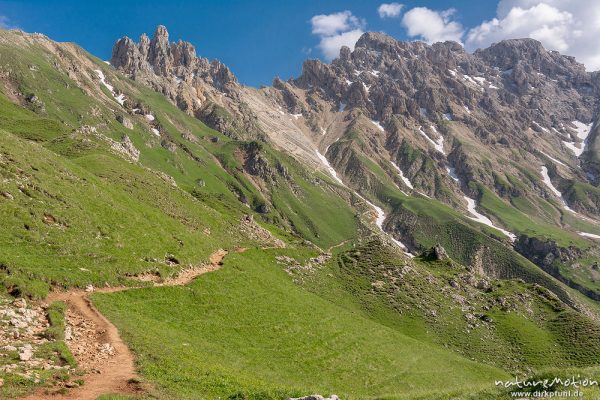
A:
21;249;230;400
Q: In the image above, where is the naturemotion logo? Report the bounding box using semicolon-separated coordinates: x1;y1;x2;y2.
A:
495;376;599;398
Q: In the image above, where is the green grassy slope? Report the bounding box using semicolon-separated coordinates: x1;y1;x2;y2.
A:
386;196;568;294
0;127;238;297
93;248;508;400
322;117;600;308
303;242;600;372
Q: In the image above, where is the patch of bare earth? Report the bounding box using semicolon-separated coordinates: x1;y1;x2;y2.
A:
132;248;228;286
20;248;231;399
21;288;141;400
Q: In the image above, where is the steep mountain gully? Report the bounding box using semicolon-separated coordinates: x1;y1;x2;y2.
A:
20;249;231;400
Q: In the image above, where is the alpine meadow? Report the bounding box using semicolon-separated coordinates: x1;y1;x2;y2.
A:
1;1;600;399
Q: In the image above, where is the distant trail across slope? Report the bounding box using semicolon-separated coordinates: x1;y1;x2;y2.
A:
21;249;230;400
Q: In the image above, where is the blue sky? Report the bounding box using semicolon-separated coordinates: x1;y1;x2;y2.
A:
1;1;598;85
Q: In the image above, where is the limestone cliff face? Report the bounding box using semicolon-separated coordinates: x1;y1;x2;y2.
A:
295;32;597;134
111;25;237;87
110;26;261;139
286;32;599;215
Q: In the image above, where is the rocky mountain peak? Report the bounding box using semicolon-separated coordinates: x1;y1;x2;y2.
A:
111;25;237;87
354;31;398;52
476;38;586;77
294;31;599;121
339;45;351;61
107;27;599;214
171;40;196;67
154;24;169;39
109;25;248;137
147;25;171;75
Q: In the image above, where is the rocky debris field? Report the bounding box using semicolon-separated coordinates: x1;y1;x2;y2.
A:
0;297;72;387
276;253;331;284
0;292;124;397
239;214;286;248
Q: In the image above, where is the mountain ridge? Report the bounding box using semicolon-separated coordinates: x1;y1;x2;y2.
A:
1;25;600;399
109;27;600;296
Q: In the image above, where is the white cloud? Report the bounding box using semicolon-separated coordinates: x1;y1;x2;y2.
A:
401;7;464;44
311;11;362;36
318;29;365;60
466;0;600;70
311;11;365;60
378;3;404;18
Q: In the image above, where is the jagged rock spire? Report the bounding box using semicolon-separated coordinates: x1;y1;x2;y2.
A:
110;25;237;86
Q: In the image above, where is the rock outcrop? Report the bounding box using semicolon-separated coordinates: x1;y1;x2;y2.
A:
0;297;70;381
110;26;264;139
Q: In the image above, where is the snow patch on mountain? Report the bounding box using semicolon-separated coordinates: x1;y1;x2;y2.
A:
539;151;567;167
564;121;593;157
445;164;515;241
463;75;477;84
446;166;460;182
95;69;126;106
371;120;385;132
563;140;584;157
464;197;517;241
391;161;414;190
315;149;344;186
532;121;549;132
95;70;113;92
357;194;413;256
418;126;445;154
540;166;574;212
572;121;593;141
578;232;600;240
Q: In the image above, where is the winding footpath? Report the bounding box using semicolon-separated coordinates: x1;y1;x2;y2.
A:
21;249;230;400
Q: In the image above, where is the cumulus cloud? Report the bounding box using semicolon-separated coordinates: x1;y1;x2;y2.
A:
466;0;600;70
378;3;404;18
311;11;366;60
317;29;365;60
401;7;464;44
311;11;362;36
